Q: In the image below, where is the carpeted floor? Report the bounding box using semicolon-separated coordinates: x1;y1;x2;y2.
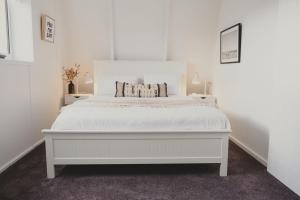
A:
0;142;299;200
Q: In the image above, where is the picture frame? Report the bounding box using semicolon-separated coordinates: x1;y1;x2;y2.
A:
220;23;242;64
41;15;55;43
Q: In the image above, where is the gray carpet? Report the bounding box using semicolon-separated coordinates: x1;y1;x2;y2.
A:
0;142;299;200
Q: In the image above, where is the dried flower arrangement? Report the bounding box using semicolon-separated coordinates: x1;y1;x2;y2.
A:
63;64;80;83
63;64;80;94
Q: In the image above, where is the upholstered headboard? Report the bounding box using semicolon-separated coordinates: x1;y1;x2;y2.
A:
93;60;187;96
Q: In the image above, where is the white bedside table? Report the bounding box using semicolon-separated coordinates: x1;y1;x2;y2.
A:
64;94;93;105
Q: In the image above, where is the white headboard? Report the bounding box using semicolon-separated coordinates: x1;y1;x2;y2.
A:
94;60;187;96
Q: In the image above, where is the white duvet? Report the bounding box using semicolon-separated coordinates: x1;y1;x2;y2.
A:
52;96;231;131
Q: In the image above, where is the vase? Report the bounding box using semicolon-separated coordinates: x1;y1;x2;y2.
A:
68;81;75;94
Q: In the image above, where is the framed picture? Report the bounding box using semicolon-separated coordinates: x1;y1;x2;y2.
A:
220;23;242;64
41;15;55;43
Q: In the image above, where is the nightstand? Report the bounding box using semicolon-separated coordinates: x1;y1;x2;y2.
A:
64;94;93;105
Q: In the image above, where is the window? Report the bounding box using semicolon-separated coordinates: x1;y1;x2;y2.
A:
0;0;10;59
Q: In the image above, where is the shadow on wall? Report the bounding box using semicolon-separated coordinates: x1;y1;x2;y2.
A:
225;111;270;162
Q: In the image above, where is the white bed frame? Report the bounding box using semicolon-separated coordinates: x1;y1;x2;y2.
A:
43;60;231;179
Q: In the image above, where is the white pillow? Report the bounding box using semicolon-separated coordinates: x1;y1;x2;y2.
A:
98;75;139;96
144;74;181;95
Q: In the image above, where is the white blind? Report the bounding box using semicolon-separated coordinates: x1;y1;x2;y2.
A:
0;0;9;58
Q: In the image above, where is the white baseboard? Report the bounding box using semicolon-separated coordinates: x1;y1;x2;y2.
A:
230;135;267;167
0;138;45;174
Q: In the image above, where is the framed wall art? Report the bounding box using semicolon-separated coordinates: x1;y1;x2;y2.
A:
220;23;242;64
41;15;55;43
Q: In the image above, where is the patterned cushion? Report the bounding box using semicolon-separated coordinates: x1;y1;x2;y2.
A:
124;83;140;97
157;83;168;97
115;81;125;97
138;84;158;98
115;82;168;98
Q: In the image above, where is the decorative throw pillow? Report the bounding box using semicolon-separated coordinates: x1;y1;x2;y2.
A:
138;84;158;98
124;83;154;97
116;82;168;98
144;74;180;95
124;83;140;97
156;83;168;97
115;81;125;97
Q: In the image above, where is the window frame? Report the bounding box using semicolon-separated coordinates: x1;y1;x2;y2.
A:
0;0;10;59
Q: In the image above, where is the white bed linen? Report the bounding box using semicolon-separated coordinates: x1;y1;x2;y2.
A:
52;96;231;131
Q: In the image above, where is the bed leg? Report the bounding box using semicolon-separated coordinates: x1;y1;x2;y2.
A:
47;163;55;179
220;162;227;176
45;135;55;179
220;136;229;177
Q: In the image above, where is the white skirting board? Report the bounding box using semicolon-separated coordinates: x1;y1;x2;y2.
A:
0;138;45;174
229;135;267;167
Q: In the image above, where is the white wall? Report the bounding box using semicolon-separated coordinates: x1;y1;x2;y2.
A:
113;0;168;61
30;0;66;138
0;61;33;172
0;0;65;173
62;0;221;94
214;0;279;165
268;0;300;196
63;0;112;93
168;0;220;94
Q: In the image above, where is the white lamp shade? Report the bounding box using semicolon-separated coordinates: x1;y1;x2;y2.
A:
192;73;201;85
84;73;93;84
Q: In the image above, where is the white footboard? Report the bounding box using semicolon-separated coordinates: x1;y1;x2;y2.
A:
43;130;230;178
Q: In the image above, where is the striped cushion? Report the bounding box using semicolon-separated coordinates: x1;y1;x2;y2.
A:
115;81;125;97
156;83;168;97
115;82;168;98
138;84;158;98
124;83;142;97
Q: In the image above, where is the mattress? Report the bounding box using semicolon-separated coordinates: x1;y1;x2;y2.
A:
51;96;231;131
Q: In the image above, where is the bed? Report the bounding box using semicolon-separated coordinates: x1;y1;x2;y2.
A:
43;60;231;178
